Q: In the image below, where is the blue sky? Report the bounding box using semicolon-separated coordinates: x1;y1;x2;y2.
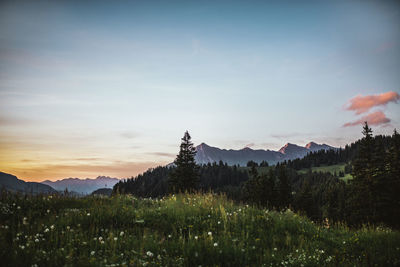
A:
1;0;399;180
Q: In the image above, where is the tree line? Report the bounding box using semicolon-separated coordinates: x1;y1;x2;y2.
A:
114;125;400;228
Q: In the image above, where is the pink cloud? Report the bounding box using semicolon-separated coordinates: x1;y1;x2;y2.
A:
345;91;400;115
343;111;390;127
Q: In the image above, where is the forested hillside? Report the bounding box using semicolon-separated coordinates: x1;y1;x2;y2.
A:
114;124;400;228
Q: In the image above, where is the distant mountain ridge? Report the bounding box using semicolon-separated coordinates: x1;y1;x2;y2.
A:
41;176;119;195
195;142;336;166
0;172;56;194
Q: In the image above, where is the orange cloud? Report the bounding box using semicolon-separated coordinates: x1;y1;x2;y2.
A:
345;91;400;115
343;111;390;127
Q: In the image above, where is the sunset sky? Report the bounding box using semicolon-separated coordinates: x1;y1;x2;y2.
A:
1;0;400;181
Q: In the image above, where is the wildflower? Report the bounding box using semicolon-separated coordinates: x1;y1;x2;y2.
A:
273;247;277;251
114;237;118;241
44;228;49;233
208;232;212;236
157;255;162;260
214;242;218;247
50;225;55;230
120;231;124;237
218;221;221;224
146;251;154;257
87;213;90;216
194;236;198;240
47;209;50;213
35;239;39;243
168;234;172;238
90;251;95;256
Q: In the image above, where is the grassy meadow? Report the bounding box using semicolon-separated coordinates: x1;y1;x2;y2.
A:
1;193;399;266
297;164;353;181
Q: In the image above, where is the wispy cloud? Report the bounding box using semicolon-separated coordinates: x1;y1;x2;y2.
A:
344;91;400;115
148;152;176;158
343;111;390;127
120;131;140;139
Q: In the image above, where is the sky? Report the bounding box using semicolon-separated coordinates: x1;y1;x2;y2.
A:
1;0;400;181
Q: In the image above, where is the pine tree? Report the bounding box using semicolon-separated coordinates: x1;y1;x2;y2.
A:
277;165;292;210
349;122;376;224
168;131;199;193
384;129;400;227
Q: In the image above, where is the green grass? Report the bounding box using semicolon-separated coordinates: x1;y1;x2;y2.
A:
298;164;353;181
1;193;399;266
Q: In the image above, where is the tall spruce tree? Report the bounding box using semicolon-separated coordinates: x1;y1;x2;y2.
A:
349;122;376;224
277;165;292;210
168;131;199;193
384;129;400;227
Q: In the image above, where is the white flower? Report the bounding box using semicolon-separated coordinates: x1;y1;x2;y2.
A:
44;228;49;233
146;251;154;257
120;231;124;237
208;232;212;236
157;255;162;260
273;247;277;251
114;237;118;241
168;234;172;238
35;239;39;243
90;251;95;256
47;209;50;213
87;213;90;216
213;242;218;247
50;225;55;230
194;236;198;240
98;236;103;241
218;221;221;224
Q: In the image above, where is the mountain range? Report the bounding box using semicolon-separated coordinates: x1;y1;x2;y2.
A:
41;176;119;194
1;141;335;195
195;141;336;166
0;172;56;195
